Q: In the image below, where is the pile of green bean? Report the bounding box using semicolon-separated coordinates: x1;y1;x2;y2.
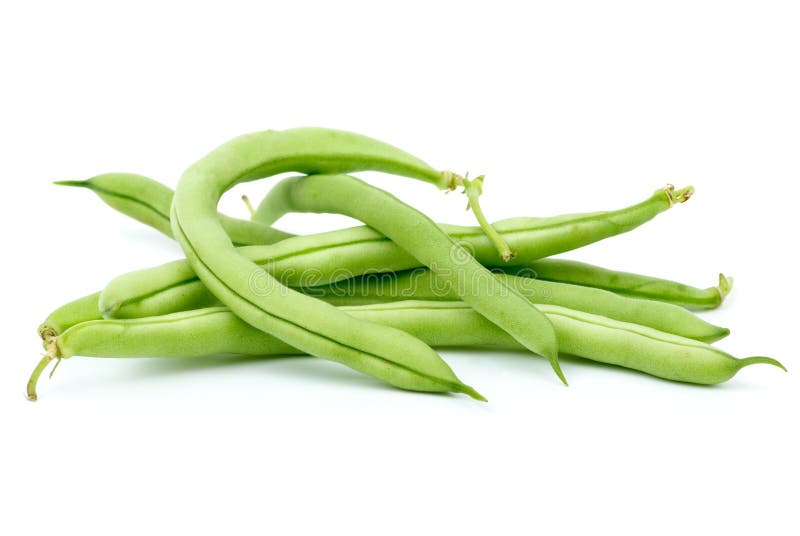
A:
27;127;786;400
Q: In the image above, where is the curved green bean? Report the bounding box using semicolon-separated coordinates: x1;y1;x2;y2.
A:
243;173;565;381
26;301;784;400
303;269;730;343
171;127;485;396
55;173;293;246
101;184;691;319
513;259;733;310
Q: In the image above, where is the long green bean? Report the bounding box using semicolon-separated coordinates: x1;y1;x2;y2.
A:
171;127;489;396
26;301;784;400
101;183;692;319
513;259;733;310
238;173;565;382
303;269;729;343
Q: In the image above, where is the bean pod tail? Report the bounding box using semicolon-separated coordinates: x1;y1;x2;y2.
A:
54;174;293;246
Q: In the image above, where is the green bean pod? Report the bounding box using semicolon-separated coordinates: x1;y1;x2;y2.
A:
250;174;723;341
38;292;102;341
70;265;730;344
241;173;564;382
303;269;730;343
66;173;688;268
55;173;293;246
26;301;785;400
101;184;692;319
513;259;733;310
67;171;691;277
171;127;487;397
254;180;694;266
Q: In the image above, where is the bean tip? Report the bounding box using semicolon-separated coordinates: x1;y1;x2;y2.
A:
708;326;731;343
717;274;734;302
53;180;86;188
552;361;569;386
461;385;488;402
241;194;256;218
738;356;787;374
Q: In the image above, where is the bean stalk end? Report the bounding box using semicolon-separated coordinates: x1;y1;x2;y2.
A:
26;339;59;401
449;173;516;262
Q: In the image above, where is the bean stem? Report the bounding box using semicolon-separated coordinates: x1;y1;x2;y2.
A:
26;339;57;401
460;175;515;261
717;274;734;302
241;195;256;218
665;184;694;205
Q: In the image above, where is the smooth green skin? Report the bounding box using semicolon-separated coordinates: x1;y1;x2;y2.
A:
72;173;684;274
304;269;729;343
101;184;686;319
515;259;732;310
38;292;102;340
48;302;784;386
170;127;481;397
55;174;293;246
242;173;564;382
52;264;727;345
255;181;690;268
58;266;728;344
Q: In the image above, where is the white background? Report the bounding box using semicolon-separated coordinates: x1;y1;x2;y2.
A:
2;1;798;535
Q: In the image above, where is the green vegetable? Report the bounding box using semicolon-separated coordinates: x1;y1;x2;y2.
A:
55;173;293;246
26;301;784;400
304;268;730;343
171;127;487;397
515;259;733;310
100;184;692;319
